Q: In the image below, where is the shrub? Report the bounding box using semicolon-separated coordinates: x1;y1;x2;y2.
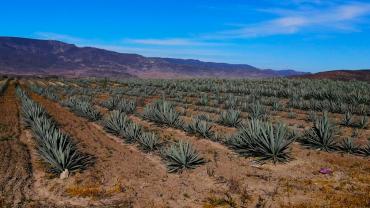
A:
228;119;295;163
163;141;205;172
359;143;370;156
247;102;269;120
300;112;337;151
103;110;129;135
101;96;121;110
63;97;102;121
337;138;360;154
341;111;353;126
357;115;368;129
185;118;214;139
137;132;161;152
219;109;242;127
143;100;184;128
120;121;142;143
117;99;136;114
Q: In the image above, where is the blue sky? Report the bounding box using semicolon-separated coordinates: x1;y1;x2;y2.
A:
1;0;370;72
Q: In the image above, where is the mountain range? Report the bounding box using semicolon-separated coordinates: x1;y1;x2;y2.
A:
0;36;305;78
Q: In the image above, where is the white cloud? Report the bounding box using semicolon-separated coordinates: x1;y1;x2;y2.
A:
208;2;370;38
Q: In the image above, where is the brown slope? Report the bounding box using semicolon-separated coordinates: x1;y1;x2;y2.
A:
294;69;370;82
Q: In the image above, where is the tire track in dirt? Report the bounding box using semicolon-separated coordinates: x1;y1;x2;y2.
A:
0;83;34;207
29;91;223;207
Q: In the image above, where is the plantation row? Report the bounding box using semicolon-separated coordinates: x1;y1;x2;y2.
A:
29;84;206;173
29;83;370;169
37;78;370;116
15;86;92;177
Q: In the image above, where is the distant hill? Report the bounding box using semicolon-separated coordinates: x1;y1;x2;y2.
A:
294;70;370;82
0;36;305;78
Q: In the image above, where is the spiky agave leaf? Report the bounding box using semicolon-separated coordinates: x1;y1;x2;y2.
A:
341;111;353;126
228;119;295;163
218;109;242;127
117;99;136;114
163;141;205;172
185;118;214;139
120;121;142;143
143;100;184;128
359;143;370;156
300;112;337;151
101;96;121;110
337;138;360;154
31;117;92;173
137;132;161;152
103;110;130;135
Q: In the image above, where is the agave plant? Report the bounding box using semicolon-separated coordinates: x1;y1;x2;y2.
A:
120;121;142;143
137;132;161;151
17;87;92;175
117;99;136;114
337;138;360;154
163;141;205;172
31;117;92;173
103;110;129;135
359;143;370;156
357;115;368;129
143;100;184;128
341;111;353;126
300;112;337;151
185;118;214;139
218;109;242;127
101;96;121;110
64;97;102;121
248;102;268;120
228;119;295;163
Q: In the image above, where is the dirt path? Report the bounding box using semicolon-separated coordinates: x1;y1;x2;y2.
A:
0;83;34;207
29;91;225;207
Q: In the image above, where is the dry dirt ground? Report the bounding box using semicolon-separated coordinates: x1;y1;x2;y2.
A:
0;83;39;207
0;82;369;207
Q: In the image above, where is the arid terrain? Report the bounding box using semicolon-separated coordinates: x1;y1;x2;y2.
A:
0;77;369;208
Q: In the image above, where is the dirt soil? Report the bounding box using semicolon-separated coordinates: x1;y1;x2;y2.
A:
0;83;34;207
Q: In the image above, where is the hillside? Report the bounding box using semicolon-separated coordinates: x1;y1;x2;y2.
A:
0;37;305;78
295;70;370;82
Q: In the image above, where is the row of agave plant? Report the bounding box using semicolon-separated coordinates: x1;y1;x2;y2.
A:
0;78;9;94
102;109;204;172
143;98;370;163
31;86;205;173
228;111;370;163
16;86;92;176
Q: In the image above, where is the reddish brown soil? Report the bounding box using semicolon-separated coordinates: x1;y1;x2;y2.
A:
0;83;34;207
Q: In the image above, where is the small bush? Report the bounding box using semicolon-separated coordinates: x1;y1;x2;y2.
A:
185;118;214;139
219;109;242;127
228;119;295;163
163;141;205;172
137;132;161;152
300;112;337;151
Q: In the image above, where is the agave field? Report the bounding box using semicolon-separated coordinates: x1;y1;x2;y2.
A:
0;77;369;207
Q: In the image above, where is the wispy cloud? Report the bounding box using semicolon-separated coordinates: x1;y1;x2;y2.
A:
207;2;370;38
